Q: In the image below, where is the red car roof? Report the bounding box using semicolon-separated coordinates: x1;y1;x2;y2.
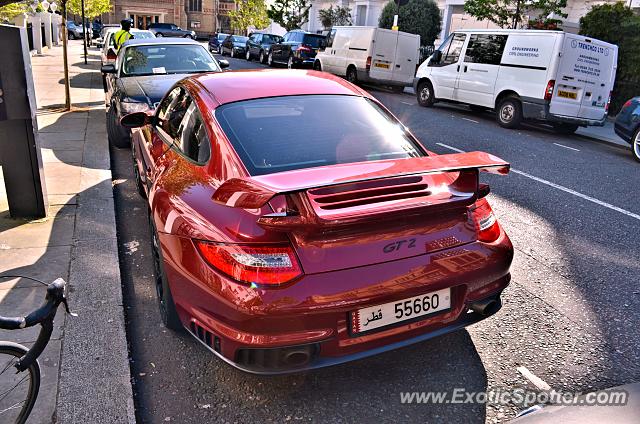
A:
192;69;370;106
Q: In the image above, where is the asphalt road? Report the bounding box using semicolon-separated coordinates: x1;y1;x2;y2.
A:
111;54;640;423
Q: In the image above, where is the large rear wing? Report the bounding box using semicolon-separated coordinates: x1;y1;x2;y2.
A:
212;152;509;209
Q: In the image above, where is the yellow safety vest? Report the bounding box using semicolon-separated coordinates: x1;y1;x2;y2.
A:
114;30;133;50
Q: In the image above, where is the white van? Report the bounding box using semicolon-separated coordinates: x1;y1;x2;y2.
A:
314;26;420;92
414;29;618;133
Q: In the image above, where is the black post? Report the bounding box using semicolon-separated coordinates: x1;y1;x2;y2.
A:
81;0;87;64
62;0;71;109
513;0;521;29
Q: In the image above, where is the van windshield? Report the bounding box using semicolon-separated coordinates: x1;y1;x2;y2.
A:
215;95;425;176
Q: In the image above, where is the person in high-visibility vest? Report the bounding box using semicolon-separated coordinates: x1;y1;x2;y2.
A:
113;19;134;51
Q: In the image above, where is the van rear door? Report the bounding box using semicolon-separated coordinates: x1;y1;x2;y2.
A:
369;29;397;82
550;34;617;121
392;32;420;85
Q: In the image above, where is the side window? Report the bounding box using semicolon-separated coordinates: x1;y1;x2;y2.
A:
326;29;336;48
442;33;466;65
176;102;211;163
464;34;508;65
283;33;290;42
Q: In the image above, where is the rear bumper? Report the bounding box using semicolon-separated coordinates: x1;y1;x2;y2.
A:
357;69;411;87
160;229;514;374
521;97;607;127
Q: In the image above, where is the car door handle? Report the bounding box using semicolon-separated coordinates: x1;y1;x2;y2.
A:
457;65;460;72
396;64;401;68
464;66;468;72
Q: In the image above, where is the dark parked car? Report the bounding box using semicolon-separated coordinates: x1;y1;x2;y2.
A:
149;23;196;39
244;32;283;63
101;38;227;148
268;30;325;69
614;96;640;162
220;35;249;58
208;32;229;54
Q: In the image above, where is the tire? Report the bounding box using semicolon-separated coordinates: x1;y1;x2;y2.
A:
313;60;322;71
0;342;41;424
287;55;294;69
496;96;523;129
107;104;130;148
131;142;146;198
346;66;357;84
268;51;274;67
230;48;235;58
469;104;487;113
632;127;640;163
155;33;163;37
149;215;183;331
552;122;579;135
259;50;266;64
417;80;435;107
245;49;251;61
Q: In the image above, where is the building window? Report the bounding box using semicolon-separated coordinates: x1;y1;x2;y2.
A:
356;5;367;26
188;0;202;12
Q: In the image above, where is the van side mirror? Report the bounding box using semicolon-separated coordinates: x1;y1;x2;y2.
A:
430;50;442;65
120;112;150;128
101;63;116;74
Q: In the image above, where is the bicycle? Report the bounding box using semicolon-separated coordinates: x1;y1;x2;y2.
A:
0;276;75;424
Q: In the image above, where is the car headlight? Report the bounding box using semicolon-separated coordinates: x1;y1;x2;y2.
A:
120;101;150;114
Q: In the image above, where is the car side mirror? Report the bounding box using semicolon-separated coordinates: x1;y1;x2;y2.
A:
120;112;150;128
218;59;230;69
430;50;442;65
101;63;116;74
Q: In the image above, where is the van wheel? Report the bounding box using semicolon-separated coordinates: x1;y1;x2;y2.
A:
313;60;322;71
417;81;435;107
552;122;579;135
496;97;522;129
632;128;640;163
346;67;358;84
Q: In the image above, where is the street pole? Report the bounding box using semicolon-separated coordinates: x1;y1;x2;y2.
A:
61;0;71;110
81;0;87;64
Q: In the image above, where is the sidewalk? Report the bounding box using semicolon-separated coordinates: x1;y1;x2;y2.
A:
0;41;134;422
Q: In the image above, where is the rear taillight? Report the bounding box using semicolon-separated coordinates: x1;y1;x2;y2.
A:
107;49;117;60
605;91;612;112
195;241;303;286
366;56;372;71
544;80;555;101
298;44;312;53
469;198;501;243
623;99;633;109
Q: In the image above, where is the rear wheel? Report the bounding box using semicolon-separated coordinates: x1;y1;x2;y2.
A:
230;48;235;58
417;80;435;107
632;127;640;163
0;342;40;424
287;55;294;69
268;51;274;67
346;66;357;84
313;60;322;71
259;50;266;64
245;49;251;61
149;215;182;331
552;122;579;135
496;96;522;129
107;104;130;148
131;143;146;198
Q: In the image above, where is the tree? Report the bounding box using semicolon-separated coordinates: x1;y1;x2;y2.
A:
0;0;28;23
378;0;440;46
318;5;351;30
267;0;310;31
464;0;567;29
580;2;640;115
229;0;270;34
67;0;111;18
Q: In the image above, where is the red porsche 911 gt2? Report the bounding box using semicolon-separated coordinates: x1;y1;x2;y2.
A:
121;69;514;374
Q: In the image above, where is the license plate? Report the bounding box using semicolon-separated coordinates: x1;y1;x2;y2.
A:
350;288;451;335
374;62;390;69
558;90;577;99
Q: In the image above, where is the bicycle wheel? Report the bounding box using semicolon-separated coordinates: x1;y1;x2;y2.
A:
0;342;40;424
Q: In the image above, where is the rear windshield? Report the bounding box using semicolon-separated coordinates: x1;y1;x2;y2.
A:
232;36;248;42
262;34;281;43
215;95;424;176
217;33;229;41
303;34;325;47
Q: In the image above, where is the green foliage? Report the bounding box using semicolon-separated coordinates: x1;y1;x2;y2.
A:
464;0;567;29
378;0;441;46
580;2;640;115
229;0;270;33
67;0;112;19
267;0;310;31
318;5;351;29
0;0;28;22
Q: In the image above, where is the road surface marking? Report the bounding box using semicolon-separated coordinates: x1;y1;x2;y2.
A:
517;367;552;391
461;117;479;124
435;142;640;222
401;101;415;106
553;142;580;152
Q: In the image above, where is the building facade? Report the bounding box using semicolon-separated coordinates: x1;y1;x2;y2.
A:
303;0;639;44
105;0;237;36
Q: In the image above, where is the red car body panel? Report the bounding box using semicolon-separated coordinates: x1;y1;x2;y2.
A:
130;69;514;373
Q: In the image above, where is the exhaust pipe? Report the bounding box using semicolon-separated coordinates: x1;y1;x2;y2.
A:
470;297;501;316
282;348;312;367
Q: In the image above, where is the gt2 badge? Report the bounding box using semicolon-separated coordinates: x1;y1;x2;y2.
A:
383;238;417;253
